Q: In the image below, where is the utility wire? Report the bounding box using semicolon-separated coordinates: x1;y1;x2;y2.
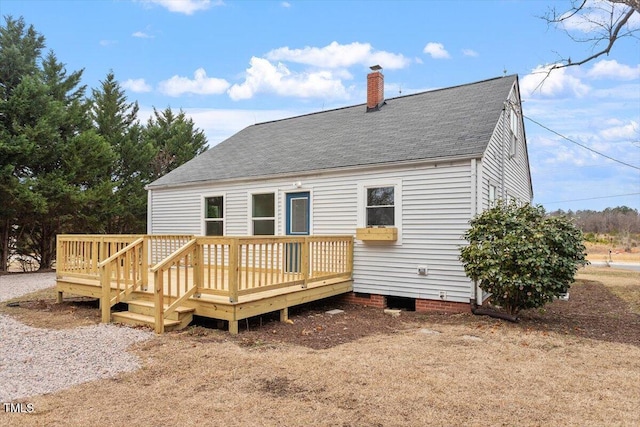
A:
543;192;640;205
524;115;640;171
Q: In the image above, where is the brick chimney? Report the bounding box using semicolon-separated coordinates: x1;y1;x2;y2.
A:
366;65;384;112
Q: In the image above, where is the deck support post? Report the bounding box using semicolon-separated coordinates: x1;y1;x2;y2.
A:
280;307;289;322
229;320;239;335
100;263;111;323
141;237;149;291
154;271;165;334
56;291;63;304
228;238;239;303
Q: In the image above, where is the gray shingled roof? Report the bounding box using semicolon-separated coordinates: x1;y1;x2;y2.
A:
149;74;517;188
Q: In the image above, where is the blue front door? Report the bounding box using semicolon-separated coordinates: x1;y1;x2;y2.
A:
285;192;310;273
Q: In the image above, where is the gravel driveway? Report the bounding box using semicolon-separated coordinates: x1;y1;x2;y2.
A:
0;273;152;402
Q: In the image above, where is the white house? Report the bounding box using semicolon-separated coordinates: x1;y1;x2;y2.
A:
146;68;533;313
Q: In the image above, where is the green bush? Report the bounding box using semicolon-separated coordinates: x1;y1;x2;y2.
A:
584;232;597;243
460;202;588;316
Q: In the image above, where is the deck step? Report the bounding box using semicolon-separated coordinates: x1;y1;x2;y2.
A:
111;311;188;332
126;300;194;320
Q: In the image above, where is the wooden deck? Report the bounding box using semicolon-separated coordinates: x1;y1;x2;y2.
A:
56;235;353;333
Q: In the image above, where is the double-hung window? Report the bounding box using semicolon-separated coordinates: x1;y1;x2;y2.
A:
366;186;395;226
204;196;224;236
252;193;275;235
358;180;402;243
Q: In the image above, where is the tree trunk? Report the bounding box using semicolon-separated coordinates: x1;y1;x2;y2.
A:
0;219;9;272
38;223;55;270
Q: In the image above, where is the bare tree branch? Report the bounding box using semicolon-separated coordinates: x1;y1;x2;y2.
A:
611;0;639;13
549;6;636;70
532;1;639;92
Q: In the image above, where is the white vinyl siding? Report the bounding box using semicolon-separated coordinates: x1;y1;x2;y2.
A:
148;82;532;305
479;83;532;211
149;160;475;302
149;190;201;235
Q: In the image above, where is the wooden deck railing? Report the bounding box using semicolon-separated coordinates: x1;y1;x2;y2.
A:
56;235;142;279
150;239;201;333
98;238;147;322
150;235;353;333
57;234;194;279
148;234;194;264
58;234;194;325
56;234;353;333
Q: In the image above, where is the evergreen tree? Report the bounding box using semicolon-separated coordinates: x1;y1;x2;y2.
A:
0;16;45;271
14;52;115;269
145;107;208;180
89;72;153;233
0;17;212;270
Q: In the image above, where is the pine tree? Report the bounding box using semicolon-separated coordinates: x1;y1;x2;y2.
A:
145;107;208;180
0;16;45;271
89;71;154;233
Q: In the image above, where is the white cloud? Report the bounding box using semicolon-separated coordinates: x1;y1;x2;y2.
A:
587;59;640;80
139;106;302;146
520;64;590;99
281;1;291;7
423;42;450;59
122;78;152;93
228;57;350;101
158;68;230;96
599;120;639;141
141;0;221;15
414;57;423;64
266;41;410;70
462;49;478;57
559;0;640;33
132;31;153;39
99;40;117;47
591;82;640;100
190;108;299;145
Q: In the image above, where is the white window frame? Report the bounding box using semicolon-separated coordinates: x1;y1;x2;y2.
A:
509;108;519;158
202;193;225;236
250;191;277;236
357;179;402;244
489;184;497;208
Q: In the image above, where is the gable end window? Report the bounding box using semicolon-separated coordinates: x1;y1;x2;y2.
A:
252;193;275;235
509;108;519;158
204;196;224;236
366;186;395;226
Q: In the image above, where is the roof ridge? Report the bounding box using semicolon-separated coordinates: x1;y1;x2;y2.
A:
386;73;517;102
253;74;517;127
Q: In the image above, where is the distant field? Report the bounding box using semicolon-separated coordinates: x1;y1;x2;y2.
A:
585;241;640;263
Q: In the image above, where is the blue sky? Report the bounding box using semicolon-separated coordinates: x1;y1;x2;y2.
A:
2;0;639;211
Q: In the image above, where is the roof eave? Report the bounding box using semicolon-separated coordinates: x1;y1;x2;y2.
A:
145;153;483;191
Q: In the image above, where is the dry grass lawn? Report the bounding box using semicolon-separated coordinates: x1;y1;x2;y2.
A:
1;267;639;427
585;241;640;263
576;266;640;314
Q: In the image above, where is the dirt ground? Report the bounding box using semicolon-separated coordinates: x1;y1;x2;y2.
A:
2;266;638;349
1;266;638;426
